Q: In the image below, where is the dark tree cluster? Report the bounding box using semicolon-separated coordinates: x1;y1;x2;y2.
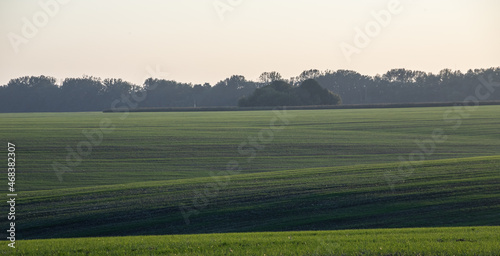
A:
0;67;499;113
238;79;341;107
311;68;500;105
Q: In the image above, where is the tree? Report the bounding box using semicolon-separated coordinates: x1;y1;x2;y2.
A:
239;80;295;107
296;69;322;83
239;79;341;107
2;76;59;112
383;68;415;83
298;79;341;105
258;71;283;85
60;77;105;111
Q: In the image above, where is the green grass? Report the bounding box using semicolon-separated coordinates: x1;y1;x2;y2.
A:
7;227;500;255
1;106;499;253
1;106;499;191
6;155;500;239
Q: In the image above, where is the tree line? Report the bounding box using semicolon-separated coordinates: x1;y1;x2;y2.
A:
0;67;499;112
239;79;341;107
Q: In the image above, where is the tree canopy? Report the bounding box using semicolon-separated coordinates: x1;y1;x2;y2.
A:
238;79;341;107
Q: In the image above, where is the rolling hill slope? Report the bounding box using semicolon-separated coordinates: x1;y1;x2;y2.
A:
1;106;499;191
13;155;500;239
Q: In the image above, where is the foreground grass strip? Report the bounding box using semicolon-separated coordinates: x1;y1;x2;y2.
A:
6;227;500;256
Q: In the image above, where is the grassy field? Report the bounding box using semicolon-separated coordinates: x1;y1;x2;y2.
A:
6;227;500;256
10;155;500;239
1;106;499;191
0;106;499;253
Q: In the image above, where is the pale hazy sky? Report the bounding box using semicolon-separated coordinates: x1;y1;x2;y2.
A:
1;0;499;86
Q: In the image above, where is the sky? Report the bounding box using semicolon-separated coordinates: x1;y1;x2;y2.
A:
1;0;499;86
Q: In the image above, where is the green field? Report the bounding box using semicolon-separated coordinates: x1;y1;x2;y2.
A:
1;106;499;254
2;106;499;191
6;227;500;256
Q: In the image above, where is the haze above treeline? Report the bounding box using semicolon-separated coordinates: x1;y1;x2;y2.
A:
1;67;499;113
